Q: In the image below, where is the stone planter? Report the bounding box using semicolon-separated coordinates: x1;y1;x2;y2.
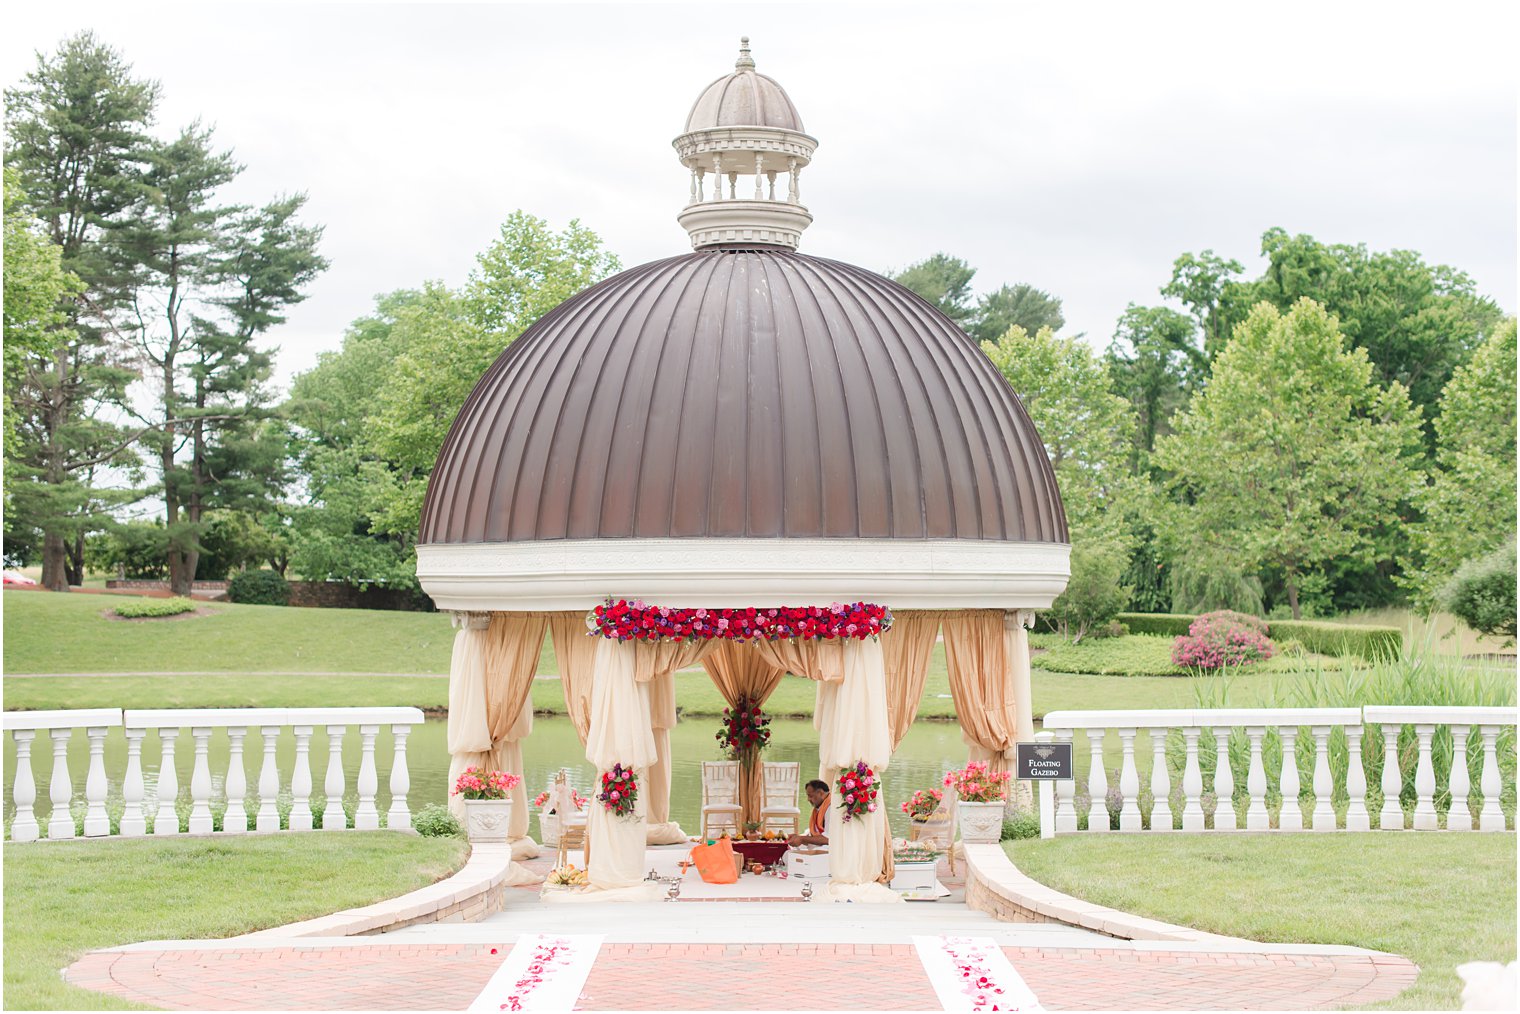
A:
956;800;1006;844
889;859;938;894
463;798;512;843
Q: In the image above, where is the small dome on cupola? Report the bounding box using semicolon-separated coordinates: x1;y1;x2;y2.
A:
673;37;818;250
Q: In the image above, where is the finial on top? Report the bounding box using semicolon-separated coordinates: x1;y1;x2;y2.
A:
735;36;755;71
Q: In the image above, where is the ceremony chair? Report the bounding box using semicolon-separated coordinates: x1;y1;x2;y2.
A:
911;794;956;876
552;770;590;869
700;760;742;840
759;761;801;836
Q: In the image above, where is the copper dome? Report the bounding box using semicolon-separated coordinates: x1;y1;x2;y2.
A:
419;246;1068;546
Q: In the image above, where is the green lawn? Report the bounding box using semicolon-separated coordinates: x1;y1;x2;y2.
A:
1006;834;1517;1010
2;832;469;1010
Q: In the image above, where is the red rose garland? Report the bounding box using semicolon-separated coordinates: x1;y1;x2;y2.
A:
836;761;880;821
589;599;892;642
598;763;638;819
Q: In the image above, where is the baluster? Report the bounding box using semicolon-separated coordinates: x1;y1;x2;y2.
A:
766;170;777;200
1086;730;1108;832
1310;725;1335;831
1279;727;1303;830
121;729;147;836
1379;725;1403;830
1148;728;1172;832
1446;725;1472;832
1477;725;1504;831
787;157;799;202
1212;727;1236;830
1181;727;1204;831
1345;725;1370;832
355;724;380;830
10;731;39;842
695;168;705;202
153;729;180;836
754;154;764;199
1412;724;1437;830
224;727;248;834
47;728;76;840
323;724;347;831
1053;729;1077;833
188;727;214;834
792;165;803;202
1245;727;1268;830
1117;728;1141;830
387;724;413;830
727;172;737;199
688;169;697;205
84;725;110;837
711;155;722;198
256;726;281;832
289;725;314;831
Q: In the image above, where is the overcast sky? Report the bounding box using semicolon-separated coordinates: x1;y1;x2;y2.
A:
6;1;1516;392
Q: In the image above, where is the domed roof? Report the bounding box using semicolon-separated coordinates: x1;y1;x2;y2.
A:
685;38;805;132
420;247;1067;546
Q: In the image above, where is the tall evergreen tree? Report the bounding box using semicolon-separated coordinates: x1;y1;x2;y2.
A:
889;253;977;324
3;33;157;589
970;283;1065;344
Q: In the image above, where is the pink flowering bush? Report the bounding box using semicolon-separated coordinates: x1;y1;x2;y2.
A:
1171;610;1274;669
942;761;1011;803
452;766;521;800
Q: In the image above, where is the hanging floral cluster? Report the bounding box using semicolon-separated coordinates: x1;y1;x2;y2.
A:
836;761;879;821
532;789;589;813
598;763;639;818
451;767;521;800
717;695;772;762
588;598;892;642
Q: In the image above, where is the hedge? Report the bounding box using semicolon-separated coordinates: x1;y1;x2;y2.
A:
228;569;291;606
1116;612;1402;660
1266;619;1402;661
1115;613;1195;637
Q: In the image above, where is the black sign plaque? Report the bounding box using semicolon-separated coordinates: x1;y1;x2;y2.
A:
1016;741;1074;780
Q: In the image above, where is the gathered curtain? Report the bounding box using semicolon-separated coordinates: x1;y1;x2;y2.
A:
752;638;846;682
702;640;789;826
941;610;1019;778
875;610;944;884
549;612;598;744
635;640;717;845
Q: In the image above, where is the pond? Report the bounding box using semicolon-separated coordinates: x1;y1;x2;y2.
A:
4;716;973;839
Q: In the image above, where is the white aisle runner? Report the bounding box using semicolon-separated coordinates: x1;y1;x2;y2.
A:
468;933;605;1012
912;935;1044;1012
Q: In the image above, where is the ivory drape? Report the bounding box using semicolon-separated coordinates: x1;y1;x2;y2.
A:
549;612;597;744
583;638;657;891
701;641;789;825
635;641;716;844
941;610;1019;779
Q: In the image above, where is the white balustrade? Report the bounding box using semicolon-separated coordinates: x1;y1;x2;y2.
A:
6;708;421;842
1041;707;1513;835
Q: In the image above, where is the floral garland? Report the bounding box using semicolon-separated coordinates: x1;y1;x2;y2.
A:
836;761;879;821
901;787;943;820
598;763;638;818
588;598;892;642
452;767;521;800
717;695;771;762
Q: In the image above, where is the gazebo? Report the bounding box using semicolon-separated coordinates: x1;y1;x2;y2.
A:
417;39;1070;902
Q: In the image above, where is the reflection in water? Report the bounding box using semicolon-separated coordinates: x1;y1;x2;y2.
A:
5;716;973;838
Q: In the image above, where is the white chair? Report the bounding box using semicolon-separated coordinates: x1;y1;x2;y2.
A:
552;770;589;869
700;760;742;840
760;761;801;836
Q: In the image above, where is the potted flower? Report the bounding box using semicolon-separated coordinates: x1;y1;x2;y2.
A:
943;761;1011;844
453;767;522;843
901;788;943;823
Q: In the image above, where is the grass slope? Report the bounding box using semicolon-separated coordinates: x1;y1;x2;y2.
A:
2;832;468;1010
1006;834;1517;1010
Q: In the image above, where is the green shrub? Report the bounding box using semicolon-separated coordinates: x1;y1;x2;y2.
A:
1001;809;1041;841
112;597;198;619
1041;539;1131;642
228;569;290;606
1439;537;1517;641
1115;612;1196;637
1276;638;1308;658
1039;634;1189;676
412;803;463;838
1267;619;1401;660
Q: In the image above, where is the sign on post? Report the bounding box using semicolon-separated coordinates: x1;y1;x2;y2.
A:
1016;741;1074;780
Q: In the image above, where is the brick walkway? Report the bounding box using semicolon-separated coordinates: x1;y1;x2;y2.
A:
65;940;1418;1010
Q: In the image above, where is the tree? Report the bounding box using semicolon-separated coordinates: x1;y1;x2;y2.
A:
1106;304;1205;462
111;123;326;595
1404;317;1517;606
1043;540;1132;642
1154;299;1425;619
1438;537;1516;642
889;253;976;325
970;283;1064;344
365;214;618;543
1161;250;1243;358
3;34;156;589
